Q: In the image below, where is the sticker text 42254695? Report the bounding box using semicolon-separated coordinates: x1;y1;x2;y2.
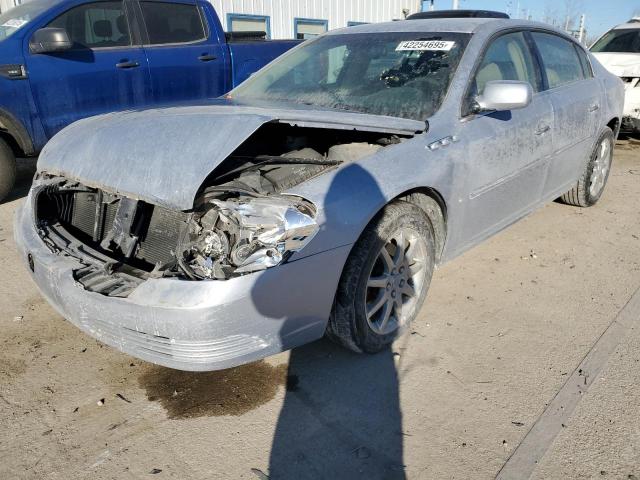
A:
396;40;455;51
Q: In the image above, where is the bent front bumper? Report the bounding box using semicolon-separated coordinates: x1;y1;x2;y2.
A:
14;198;351;371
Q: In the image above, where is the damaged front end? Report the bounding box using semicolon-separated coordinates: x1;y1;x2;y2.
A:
34;123;404;297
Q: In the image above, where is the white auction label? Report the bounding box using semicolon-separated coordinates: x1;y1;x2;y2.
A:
396;40;455;51
2;19;27;28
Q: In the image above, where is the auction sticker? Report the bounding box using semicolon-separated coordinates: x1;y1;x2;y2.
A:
2;19;27;28
396;40;455;51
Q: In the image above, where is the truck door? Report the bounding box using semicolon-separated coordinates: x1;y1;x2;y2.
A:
25;0;152;139
135;0;227;103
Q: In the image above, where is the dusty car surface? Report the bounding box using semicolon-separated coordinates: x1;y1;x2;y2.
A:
591;17;640;133
15;16;623;371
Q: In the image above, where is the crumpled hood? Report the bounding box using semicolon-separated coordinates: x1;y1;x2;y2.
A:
38;103;425;210
592;52;640;77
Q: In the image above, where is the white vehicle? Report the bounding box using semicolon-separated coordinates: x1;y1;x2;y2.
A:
591;18;640;133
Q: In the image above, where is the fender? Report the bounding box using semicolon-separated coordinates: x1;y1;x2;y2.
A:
0;107;35;156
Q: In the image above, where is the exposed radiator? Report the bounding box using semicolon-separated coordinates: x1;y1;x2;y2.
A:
41;189;188;269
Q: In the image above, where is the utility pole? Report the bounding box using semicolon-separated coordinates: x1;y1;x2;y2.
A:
578;14;586;43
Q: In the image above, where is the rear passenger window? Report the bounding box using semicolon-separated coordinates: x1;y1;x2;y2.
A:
531;32;584;88
140;1;205;45
47;1;130;49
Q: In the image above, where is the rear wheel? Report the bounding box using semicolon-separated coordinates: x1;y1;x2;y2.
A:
0;138;16;203
327;201;435;353
560;128;614;207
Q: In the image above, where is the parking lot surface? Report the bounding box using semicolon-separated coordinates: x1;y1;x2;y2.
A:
1;143;639;479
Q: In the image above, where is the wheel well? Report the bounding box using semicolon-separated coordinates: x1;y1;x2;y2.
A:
0;131;24;157
607;117;620;137
396;187;447;263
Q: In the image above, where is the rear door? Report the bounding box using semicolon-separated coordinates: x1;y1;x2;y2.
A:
135;0;226;103
530;31;602;198
458;30;554;244
26;0;151;139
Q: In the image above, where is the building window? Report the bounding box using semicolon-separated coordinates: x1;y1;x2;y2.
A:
294;18;327;40
227;13;270;39
347;21;368;26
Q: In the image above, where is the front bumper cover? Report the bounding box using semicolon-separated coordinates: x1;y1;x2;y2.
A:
14;196;351;371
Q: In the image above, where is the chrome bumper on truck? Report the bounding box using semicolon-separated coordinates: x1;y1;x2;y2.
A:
14;197;350;371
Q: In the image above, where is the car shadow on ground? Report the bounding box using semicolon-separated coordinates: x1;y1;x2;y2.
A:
267;340;405;479
4;158;37;203
257;164;406;479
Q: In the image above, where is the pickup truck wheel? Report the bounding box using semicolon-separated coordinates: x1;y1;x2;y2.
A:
0;138;16;203
560;127;614;207
327;201;435;353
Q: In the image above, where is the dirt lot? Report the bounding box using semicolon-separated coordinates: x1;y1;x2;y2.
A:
1;143;639;480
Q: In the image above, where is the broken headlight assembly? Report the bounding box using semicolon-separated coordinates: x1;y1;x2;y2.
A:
177;195;319;279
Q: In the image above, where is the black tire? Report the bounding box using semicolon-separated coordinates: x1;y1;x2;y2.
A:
560;127;614;207
326;201;436;353
0;138;16;203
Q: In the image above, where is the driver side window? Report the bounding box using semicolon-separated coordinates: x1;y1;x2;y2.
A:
465;31;539;115
47;1;130;49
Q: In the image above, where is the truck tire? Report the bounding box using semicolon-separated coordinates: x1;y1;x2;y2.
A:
560;127;614;207
326;201;435;353
0;138;16;203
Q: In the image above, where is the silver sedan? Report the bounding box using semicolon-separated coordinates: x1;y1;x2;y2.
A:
15;17;624;370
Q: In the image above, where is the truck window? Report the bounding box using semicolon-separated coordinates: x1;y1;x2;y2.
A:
47;1;130;49
139;1;205;45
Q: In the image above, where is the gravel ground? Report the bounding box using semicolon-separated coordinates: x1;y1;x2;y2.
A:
0;143;638;480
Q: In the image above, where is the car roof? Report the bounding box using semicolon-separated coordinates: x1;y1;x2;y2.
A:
327;18;564;36
612;19;640;30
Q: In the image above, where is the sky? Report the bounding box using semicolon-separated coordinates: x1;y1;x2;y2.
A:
432;0;640;40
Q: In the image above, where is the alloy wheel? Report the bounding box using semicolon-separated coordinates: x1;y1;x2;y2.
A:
589;137;612;197
365;227;428;335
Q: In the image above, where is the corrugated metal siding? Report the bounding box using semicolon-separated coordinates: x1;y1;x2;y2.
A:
209;0;422;39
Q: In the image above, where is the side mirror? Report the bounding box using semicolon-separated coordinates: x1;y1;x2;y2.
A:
30;28;72;54
475;80;533;112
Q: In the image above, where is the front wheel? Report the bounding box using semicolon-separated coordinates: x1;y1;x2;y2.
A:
560;128;614;207
327;201;435;353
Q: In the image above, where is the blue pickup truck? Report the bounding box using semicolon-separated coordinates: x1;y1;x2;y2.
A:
0;0;299;201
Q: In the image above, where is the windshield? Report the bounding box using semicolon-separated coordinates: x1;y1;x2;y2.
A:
591;29;640;53
0;1;53;40
230;32;470;120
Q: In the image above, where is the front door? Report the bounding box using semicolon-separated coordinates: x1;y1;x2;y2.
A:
458;31;554;245
26;0;152;138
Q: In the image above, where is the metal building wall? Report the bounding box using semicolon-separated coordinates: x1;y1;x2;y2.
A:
209;0;422;39
0;0;18;15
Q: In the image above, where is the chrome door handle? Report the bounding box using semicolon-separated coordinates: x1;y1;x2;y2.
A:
535;124;550;135
116;60;140;69
588;104;600;112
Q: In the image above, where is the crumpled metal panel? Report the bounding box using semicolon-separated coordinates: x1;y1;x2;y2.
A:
37;103;424;211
